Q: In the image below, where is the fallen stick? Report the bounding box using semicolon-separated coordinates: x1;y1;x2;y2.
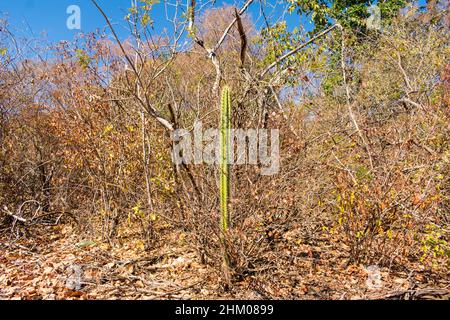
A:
2;207;27;223
145;279;205;300
371;288;449;300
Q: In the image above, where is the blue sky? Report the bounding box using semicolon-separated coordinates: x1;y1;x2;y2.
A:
0;0;428;44
0;0;306;43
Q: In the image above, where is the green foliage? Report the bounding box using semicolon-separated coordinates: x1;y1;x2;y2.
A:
126;0;160;27
288;0;408;33
286;0;409;96
258;21;303;67
321;73;343;96
258;21;326;86
75;49;91;70
132;203;146;219
355;165;372;181
420;224;450;268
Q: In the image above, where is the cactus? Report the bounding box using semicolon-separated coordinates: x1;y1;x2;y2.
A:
220;86;232;233
219;85;232;285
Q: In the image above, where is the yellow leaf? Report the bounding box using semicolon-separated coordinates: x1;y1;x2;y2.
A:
135;240;145;251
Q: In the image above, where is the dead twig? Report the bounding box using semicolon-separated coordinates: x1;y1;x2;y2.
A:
370;288;449;300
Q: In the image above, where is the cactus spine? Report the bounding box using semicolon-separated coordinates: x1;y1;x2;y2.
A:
220;86;232;232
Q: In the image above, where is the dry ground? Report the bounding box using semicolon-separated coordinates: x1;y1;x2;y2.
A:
0;223;448;300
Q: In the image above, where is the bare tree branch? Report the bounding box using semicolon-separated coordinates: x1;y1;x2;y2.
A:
91;0;174;131
260;24;339;78
212;0;254;53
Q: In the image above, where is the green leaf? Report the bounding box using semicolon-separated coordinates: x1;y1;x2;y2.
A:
76;240;97;248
